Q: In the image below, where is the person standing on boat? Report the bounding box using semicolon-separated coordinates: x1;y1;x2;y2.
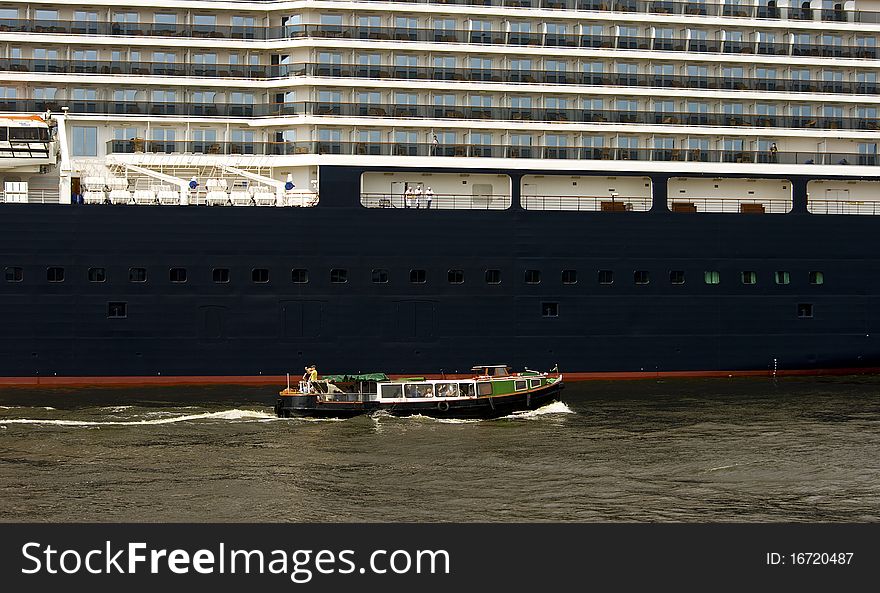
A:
303;365;318;393
425;186;434;209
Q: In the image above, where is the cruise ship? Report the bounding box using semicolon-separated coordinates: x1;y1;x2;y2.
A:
1;0;879;384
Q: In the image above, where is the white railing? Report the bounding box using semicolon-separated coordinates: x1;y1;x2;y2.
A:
0;190;60;204
521;195;652;212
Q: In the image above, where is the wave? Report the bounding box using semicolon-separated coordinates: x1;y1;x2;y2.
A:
381;400;575;424
0;409;278;427
0;406;56;411
502;400;574;419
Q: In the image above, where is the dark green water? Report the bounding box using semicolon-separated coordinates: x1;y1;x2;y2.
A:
1;377;878;522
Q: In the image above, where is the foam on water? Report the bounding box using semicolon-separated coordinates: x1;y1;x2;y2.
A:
502;400;574;419
0;409;278;427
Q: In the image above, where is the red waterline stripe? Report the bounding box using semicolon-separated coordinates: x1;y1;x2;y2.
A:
0;366;878;388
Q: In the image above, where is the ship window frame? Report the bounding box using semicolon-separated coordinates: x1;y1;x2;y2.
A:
410;269;427;284
775;271;791;285
485;269;501;284
634;270;650;285
809;271;824;285
212;268;230;283
529;379;541;388
129;267;147;283
372;268;389;284
447;269;464;284
598;270;614;285
252;268;269;283
541;302;559;317
669;270;685;285
704;271;720;285
797;303;814;319
562;269;578;285
169;267;187;283
4;266;22;282
47;267;64;283
380;384;403;399
330;268;349;284
291;268;309;284
524;269;541;284
742;271;757;285
107;301;127;319
88;267;106;283
477;382;493;396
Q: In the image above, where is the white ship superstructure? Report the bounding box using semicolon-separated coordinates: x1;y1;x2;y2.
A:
1;0;879;211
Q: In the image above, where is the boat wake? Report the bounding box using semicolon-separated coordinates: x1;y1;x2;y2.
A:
0;409;278;427
390;400;574;424
501;401;574;419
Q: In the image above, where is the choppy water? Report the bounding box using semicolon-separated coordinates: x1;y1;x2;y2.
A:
1;377;878;522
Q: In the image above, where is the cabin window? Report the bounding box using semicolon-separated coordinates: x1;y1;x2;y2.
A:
477;382;493;396
448;269;464;284
436;383;459;397
252;268;269;283
775;271;790;285
704;271;720;285
330;268;348;283
88;267;106;283
47;267;64;282
169;268;187;283
404;384;423;398
5;267;22;282
107;301;127;318
809;271;824;285
485;269;501;284
524;269;541;284
213;268;229;283
797;303;813;318
562;269;577;284
292;268;308;283
459;383;475;397
542;302;559;317
410;269;426;283
598;270;614;285
742;271;757;285
634;270;650;285
669;270;685;284
372;268;388;283
515;380;528;391
380;384;403;399
529;379;541;388
129;267;146;282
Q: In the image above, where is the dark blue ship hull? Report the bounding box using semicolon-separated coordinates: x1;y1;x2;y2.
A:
1;165;879;381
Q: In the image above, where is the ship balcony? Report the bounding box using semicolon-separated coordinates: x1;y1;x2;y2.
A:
103;141;880;168
5;59;880;98
44;100;880;134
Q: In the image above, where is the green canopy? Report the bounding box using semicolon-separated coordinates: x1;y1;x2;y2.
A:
322;373;389;382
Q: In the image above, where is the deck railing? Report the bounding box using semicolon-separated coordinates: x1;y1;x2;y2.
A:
521;195;652;211
3;59;878;92
2;3;878;41
360;192;512;209
103;141;880;167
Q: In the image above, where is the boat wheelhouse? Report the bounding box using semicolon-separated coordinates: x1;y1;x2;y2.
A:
274;365;564;419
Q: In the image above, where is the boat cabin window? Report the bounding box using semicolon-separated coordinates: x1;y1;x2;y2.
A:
404;383;433;398
435;383;459;397
515;380;528;391
380;384;403;399
459;383;475;397
529;379;541;388
9;127;48;142
477;382;493;396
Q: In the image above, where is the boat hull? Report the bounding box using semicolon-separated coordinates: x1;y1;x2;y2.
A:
274;382;564;420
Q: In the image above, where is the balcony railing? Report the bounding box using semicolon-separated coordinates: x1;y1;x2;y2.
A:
1;19;878;52
360;192;512;209
103;140;880;167
2;59;878;99
21;99;875;132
